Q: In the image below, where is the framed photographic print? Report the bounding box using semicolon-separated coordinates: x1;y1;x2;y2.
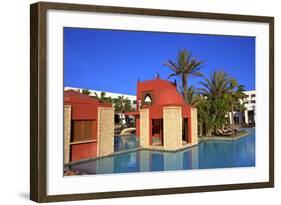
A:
30;1;274;202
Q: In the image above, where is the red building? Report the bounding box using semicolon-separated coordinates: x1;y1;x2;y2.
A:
64;90;114;163
129;76;198;151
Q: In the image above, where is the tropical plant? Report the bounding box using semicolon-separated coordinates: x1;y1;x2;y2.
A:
179;85;202;106
187;86;202;106
225;79;247;130
164;49;204;103
94;91;113;103
81;88;91;95
113;96;133;113
197;96;229;136
197;70;247;135
197;99;212;136
199;71;232;100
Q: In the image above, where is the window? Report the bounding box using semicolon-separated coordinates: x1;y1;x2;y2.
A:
142;92;153;106
143;93;152;104
251;100;256;104
71;120;96;142
251;94;256;98
133;100;137;104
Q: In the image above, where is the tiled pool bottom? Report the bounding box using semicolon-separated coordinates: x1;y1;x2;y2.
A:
69;129;255;175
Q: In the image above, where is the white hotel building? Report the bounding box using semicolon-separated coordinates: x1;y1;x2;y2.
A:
230;90;256;125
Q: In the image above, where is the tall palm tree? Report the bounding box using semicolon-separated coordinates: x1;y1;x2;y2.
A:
198;71;233;135
199;71;247;131
164;49;204;103
199;70;232;100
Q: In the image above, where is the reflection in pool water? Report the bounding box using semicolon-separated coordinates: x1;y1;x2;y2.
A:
69;129;255;175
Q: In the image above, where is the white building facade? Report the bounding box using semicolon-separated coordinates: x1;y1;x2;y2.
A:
229;90;256;125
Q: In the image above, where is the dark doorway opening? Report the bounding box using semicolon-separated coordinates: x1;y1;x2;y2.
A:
152;119;163;146
182;118;188;144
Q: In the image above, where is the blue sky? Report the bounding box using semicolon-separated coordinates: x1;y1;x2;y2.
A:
64;27;255;95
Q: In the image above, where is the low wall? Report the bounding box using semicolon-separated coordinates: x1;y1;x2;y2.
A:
71;142;98;162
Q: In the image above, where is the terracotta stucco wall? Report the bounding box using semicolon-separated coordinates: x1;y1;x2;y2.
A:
71;142;98;162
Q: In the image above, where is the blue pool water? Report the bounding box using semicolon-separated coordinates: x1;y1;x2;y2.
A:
114;135;139;152
69;129;255;175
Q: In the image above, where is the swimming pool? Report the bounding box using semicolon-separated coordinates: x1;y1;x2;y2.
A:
69;128;255;175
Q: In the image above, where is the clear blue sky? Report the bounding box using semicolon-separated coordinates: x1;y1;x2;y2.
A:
64;27;255;95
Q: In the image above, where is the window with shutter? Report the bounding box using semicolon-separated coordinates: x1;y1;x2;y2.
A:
71;120;96;142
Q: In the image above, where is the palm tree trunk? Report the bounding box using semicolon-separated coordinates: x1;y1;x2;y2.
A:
199;122;203;136
182;75;188;103
206;129;212;137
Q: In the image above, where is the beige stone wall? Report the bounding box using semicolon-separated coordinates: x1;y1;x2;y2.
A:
139;109;150;148
163;107;182;150
191;107;198;145
64;105;71;164
97;107;114;157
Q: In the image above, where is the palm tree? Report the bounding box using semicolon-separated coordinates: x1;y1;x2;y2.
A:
199;71;247;133
164;49;204;103
199;70;232;100
180;85;201;106
226;79;247;130
94;91;113;103
198;71;233;135
113;96;132;113
81;88;91;95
